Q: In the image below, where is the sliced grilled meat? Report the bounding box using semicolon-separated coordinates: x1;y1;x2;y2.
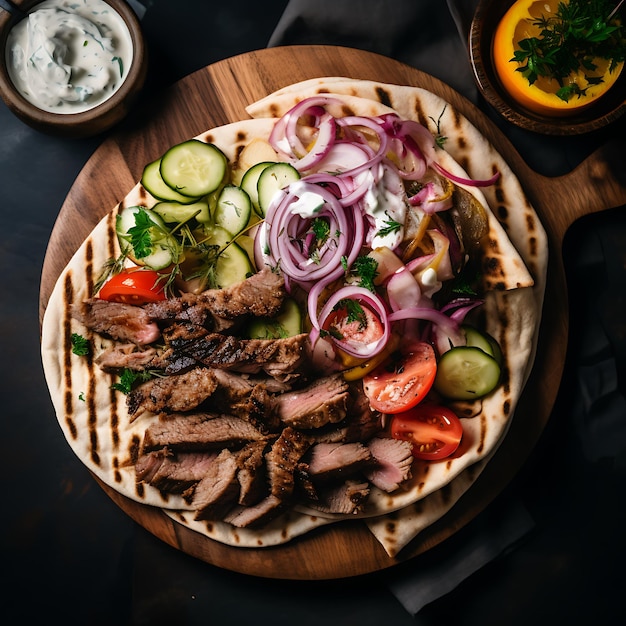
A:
96;344;166;372
274;374;350;429
226;383;281;433
127;367;220;418
198;266;286;319
364;437;414;492
142;267;285;332
162;324;310;380
141;412;267;452
189;449;240;521
143;292;236;333
305;442;373;482
265;427;312;500
135;449;218;494
135;448;170;483
294;464;319;501
307;479;370;515
72;299;160;345
236;441;269;506
223;495;285;529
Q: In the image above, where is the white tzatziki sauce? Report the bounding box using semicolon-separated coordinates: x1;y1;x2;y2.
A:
6;0;133;113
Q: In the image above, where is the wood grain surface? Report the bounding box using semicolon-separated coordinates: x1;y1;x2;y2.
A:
39;46;626;579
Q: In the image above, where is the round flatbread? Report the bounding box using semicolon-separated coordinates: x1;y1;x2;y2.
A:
41;80;547;555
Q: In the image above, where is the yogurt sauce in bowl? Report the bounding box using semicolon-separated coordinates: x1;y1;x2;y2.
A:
6;0;134;113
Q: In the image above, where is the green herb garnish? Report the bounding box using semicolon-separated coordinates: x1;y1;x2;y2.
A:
111;368;155;395
429;105;448;147
512;0;626;101
377;215;403;238
128;210;158;259
350;255;379;292
71;333;90;357
335;298;367;327
311;217;330;245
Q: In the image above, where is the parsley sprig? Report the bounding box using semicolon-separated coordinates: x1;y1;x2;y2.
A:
111;368;157;394
71;333;90;357
512;0;626;101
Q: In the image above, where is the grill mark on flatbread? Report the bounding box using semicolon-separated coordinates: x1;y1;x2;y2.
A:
108;384;120;450
410;99;429;129
382;519;397;547
63;271;77;440
121;185;149;209
82;239;103;467
131;432;146;497
109;383;122;483
340;104;357;117
233;144;246;170
477;415;488;455
458;154;471;173
374;86;392;108
483;238;507;290
106;211;118;260
112;456;121;483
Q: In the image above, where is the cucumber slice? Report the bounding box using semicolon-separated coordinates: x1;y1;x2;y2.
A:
141;159;201;204
116;206;179;270
160;139;228;198
247;297;302;339
240;161;275;216
206;226;253;289
257;162;301;216
434;346;501;400
214;185;252;235
152;200;211;224
462;325;503;366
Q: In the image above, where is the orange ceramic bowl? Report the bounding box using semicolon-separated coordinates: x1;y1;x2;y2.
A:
469;0;626;135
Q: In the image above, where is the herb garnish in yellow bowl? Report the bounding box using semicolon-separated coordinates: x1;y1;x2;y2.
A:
493;0;626;116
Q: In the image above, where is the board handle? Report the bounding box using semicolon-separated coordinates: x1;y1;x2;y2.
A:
544;138;626;242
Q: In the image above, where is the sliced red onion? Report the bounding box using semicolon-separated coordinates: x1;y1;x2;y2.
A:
432;162;500;188
316;286;391;358
389;305;465;355
293;112;337;172
386;265;423;311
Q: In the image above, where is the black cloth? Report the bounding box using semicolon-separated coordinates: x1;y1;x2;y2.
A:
1;1;624;624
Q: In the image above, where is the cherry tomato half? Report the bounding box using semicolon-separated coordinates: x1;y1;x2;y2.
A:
99;268;167;304
390;404;463;460
325;301;384;344
362;341;437;414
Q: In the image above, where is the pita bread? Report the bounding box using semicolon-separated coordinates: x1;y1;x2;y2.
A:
245;79;547;555
41;80;547;557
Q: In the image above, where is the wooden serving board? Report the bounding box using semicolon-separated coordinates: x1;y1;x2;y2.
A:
39;46;626;579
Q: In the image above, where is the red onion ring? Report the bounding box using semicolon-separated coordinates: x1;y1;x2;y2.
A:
316;286;391;357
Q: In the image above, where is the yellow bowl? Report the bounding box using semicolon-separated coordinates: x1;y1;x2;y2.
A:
469;0;626;135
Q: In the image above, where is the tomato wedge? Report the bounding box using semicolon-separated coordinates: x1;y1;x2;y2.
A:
390;404;463;460
362;341;437;414
99;268;167;304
